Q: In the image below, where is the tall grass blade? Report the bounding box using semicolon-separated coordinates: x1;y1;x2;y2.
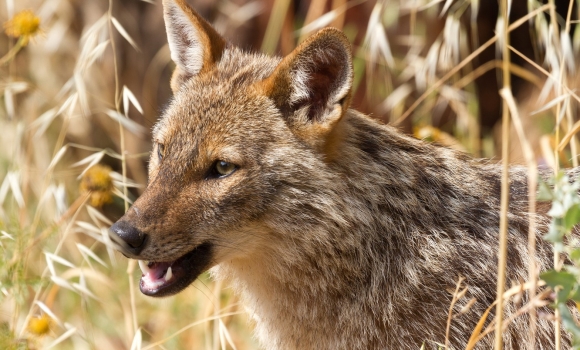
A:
35;301;64;328
45;326;77;349
123;86;144;116
7;172;24;208
111;17;139;51
46;145;69;173
77;243;108;268
105;109;146;135
130;328;143;350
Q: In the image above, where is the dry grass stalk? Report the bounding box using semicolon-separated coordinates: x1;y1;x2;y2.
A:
393;4;551;126
501;87;539;349
3;0;580;348
261;0;292;54
465;280;548;349
494;0;511;348
445;277;467;348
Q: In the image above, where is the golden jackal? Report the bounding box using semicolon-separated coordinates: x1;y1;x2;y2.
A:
110;0;567;348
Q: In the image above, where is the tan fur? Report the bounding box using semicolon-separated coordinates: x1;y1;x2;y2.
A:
163;0;225;91
110;1;572;348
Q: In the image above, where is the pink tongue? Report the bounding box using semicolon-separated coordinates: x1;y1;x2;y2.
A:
141;262;171;291
149;262;171;279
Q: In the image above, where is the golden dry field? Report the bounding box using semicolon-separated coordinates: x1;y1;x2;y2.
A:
2;0;580;349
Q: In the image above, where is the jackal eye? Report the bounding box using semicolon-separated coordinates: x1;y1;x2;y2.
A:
157;143;165;161
213;160;237;178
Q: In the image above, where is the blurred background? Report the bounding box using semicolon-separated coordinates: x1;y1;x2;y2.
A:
1;0;579;348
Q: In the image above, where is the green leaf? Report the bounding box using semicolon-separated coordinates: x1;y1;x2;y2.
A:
570;248;580;264
544;222;564;244
569;286;580;302
558;303;580;345
541;270;577;301
567;265;580;274
549;201;566;217
538;178;553;201
564;204;580;232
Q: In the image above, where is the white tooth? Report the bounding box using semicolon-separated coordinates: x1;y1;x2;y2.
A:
138;260;150;275
165;266;173;281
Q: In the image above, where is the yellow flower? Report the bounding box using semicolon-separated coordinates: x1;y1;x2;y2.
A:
80;164;115;208
413;125;465;151
413;125;442;142
27;314;51;336
3;10;41;45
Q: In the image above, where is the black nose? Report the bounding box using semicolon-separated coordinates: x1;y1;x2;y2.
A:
110;220;147;255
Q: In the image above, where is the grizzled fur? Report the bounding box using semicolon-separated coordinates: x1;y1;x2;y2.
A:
111;0;570;348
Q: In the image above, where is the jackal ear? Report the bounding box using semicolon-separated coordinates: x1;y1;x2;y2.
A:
261;28;353;135
162;0;226;92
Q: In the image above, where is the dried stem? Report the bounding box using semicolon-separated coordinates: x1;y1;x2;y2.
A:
261;0;292;54
445;277;465;348
500;88;538;350
393;4;551;126
107;0;136;341
494;0;511;348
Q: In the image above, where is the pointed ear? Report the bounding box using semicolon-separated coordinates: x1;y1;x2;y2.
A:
260;28;353;140
162;0;226;92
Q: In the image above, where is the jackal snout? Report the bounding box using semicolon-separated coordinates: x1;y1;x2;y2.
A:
109;219;147;255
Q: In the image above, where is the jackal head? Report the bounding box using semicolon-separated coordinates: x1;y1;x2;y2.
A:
110;0;353;297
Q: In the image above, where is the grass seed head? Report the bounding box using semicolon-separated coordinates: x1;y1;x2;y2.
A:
3;10;41;45
80;164;114;207
27;314;51;336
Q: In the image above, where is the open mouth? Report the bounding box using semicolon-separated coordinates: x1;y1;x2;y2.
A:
137;242;213;297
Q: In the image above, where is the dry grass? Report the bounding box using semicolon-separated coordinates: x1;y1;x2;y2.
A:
1;0;580;348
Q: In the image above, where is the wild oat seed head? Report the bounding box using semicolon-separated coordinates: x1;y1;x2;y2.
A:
3;10;40;45
27;315;51;336
80;164;114;207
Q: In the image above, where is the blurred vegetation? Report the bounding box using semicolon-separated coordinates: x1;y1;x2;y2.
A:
1;0;580;348
540;172;580;349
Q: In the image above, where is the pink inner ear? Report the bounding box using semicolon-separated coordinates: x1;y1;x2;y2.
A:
264;29;353;124
293;58;345;122
163;0;226;90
